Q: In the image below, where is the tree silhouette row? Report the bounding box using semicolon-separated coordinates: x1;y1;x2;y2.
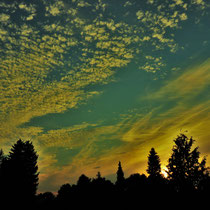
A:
0;133;209;209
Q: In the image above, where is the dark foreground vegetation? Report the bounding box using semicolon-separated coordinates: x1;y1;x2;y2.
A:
0;133;209;209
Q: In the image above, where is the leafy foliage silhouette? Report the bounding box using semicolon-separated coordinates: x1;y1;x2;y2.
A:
167;134;209;193
0;134;209;209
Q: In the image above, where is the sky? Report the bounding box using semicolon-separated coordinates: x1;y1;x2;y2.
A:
0;0;210;193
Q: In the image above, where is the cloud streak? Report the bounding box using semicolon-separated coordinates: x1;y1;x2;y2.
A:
40;57;210;190
149;59;210;100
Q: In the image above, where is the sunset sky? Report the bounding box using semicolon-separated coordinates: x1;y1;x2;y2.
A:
0;0;210;193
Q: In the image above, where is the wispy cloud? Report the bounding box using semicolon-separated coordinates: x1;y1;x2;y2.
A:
149;59;210;100
118;58;210;171
45;58;210;187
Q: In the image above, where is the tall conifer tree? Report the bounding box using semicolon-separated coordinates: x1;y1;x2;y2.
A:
2;139;39;203
116;161;125;185
147;148;161;178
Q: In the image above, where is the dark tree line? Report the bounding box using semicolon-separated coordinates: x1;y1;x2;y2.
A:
0;133;209;209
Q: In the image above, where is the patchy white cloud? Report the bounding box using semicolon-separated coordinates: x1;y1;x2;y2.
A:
0;13;10;22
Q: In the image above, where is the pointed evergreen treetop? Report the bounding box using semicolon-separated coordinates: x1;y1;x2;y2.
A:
116;161;125;185
1;139;39;202
147;148;161;178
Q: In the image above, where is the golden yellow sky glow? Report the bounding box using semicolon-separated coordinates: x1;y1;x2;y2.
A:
35;58;210;191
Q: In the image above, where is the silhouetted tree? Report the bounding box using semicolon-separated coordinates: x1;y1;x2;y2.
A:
167;134;208;193
124;173;148;208
0;149;4;177
92;171;108;191
96;171;102;179
125;173;147;193
91;172;115;210
91;171;114;192
115;161;126;209
56;183;79;209
116;161;125;186
196;157;210;193
0;149;5;195
36;192;55;208
77;174;91;187
147;148;161;178
0;149;3;166
1;139;39;205
75;174;92;208
57;183;72;200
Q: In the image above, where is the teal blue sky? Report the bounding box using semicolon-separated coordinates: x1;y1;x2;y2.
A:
0;0;210;193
